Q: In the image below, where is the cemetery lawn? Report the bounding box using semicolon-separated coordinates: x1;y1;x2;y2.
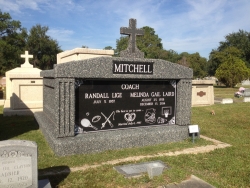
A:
214;85;246;103
1;102;250;187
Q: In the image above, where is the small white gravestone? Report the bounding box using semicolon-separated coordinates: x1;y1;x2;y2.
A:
147;163;165;179
221;98;233;104
243;97;250;102
241;79;250;86
114;161;168;178
0;140;37;188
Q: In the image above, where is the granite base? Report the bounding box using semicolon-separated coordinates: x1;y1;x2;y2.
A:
35;112;189;156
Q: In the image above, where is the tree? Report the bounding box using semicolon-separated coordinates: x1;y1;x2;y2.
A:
103;46;113;50
26;24;62;70
116;26;164;59
163;49;180;63
0;10;22;37
115;25;209;78
176;52;207;78
208;30;250;75
218;30;250;68
187;53;207;78
215;47;250;87
208;47;243;76
0;10;27;76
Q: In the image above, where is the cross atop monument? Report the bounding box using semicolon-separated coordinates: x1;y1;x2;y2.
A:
120;18;144;58
21;51;33;68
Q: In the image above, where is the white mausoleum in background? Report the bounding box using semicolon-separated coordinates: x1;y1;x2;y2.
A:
192;80;214;106
4;51;43;116
3;48;114;116
57;48;114;64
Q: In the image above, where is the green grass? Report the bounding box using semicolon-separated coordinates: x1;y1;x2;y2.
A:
0;105;211;169
214;85;249;103
1;92;250;187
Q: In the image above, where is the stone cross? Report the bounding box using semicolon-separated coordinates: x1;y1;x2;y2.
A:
120;18;144;58
21;51;33;68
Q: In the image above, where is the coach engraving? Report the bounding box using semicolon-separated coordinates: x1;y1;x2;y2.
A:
113;61;153;74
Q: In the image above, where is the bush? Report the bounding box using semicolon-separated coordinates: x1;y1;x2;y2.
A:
215;57;250;87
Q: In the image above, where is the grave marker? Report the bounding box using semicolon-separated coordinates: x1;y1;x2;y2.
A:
243;88;250;97
221;98;233;104
114;160;168;178
0;140;37;188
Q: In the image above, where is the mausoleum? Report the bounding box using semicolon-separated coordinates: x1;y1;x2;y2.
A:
4;51;43;116
35;19;193;156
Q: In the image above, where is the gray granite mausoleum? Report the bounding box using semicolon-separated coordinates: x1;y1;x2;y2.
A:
35;18;193;156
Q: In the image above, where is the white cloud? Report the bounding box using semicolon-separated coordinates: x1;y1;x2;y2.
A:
0;0;46;13
0;0;21;12
2;0;250;58
187;0;226;21
47;29;74;42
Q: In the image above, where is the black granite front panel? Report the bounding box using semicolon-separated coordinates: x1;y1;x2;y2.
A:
75;80;176;133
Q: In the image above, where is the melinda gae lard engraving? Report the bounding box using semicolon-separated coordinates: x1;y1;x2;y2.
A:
113;61;153;74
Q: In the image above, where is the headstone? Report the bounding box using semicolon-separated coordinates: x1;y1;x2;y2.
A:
243;88;250;97
192;80;214;106
0;140;38;188
114;160;168;178
3;51;43;116
147;163;165;179
243;97;250;102
34;18;193;156
241;79;250;86
221;98;233;104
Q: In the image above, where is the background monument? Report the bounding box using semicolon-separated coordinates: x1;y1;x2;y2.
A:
4;51;43;116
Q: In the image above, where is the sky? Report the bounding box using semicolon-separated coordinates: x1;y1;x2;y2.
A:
1;0;250;59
